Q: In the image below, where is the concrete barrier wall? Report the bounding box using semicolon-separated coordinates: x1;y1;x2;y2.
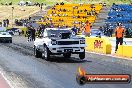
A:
20;27;27;36
85;37;112;54
116;45;132;58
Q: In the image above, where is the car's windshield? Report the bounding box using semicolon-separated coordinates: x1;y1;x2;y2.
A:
91;30;98;33
47;30;72;37
91;30;102;34
0;32;9;35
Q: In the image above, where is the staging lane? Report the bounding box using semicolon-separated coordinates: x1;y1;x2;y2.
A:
0;36;132;88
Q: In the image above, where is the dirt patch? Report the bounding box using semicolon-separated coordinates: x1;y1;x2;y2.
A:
0;5;40;26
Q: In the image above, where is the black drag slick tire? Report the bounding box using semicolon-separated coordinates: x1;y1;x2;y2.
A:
79;52;85;60
42;45;50;61
34;46;42;58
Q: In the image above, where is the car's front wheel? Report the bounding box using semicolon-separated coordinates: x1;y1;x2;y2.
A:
34;46;42;58
42;45;50;61
79;52;85;60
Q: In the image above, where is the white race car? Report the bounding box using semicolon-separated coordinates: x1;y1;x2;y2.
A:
34;28;86;60
0;32;12;43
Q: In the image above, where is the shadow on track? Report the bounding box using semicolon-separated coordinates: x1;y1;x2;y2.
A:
1;43;92;63
47;55;92;63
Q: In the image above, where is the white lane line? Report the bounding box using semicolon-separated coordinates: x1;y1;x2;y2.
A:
86;51;132;61
0;71;14;88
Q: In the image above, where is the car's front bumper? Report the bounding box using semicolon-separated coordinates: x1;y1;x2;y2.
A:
0;37;12;43
48;45;85;54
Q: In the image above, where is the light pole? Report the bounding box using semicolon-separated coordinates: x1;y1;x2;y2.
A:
12;6;14;27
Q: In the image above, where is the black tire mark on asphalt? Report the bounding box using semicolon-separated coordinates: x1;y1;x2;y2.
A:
0;43;90;73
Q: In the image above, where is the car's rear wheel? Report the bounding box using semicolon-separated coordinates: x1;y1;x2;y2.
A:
9;40;12;43
34;46;42;58
79;52;85;60
42;45;50;61
63;53;71;58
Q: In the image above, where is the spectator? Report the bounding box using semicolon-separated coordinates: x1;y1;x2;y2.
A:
15;18;29;26
63;9;66;12
27;26;32;42
77;10;79;14
103;3;106;6
110;29;113;37
60;2;64;5
1;3;4;5
99;26;103;32
0;22;2;27
25;2;28;6
84;21;91;37
22;30;24;35
40;3;43;10
90;4;94;9
112;3;116;6
56;3;59;5
84;9;87;12
50;20;54;28
79;23;85;33
32;28;36;41
107;28;111;37
71;25;78;35
77;15;80;18
87;12;91;16
125;29;129;38
125;28;132;38
9;2;12;5
29;16;31;20
115;23;125;52
6;19;9;27
3;20;6;27
38;3;41;7
82;28;85;35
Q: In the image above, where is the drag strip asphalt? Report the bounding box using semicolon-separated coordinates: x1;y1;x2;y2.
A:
0;36;131;88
